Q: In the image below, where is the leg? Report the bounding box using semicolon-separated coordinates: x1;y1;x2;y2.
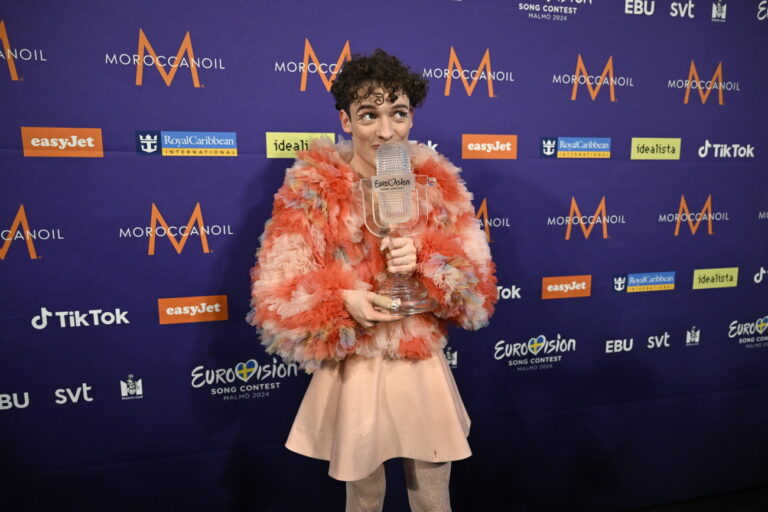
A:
402;459;452;512
345;464;386;512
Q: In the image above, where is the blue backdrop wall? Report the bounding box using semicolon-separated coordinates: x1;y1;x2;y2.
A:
1;1;767;510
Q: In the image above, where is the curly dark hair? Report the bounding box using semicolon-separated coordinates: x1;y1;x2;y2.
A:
331;49;428;113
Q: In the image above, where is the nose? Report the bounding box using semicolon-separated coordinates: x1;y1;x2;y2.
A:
376;117;394;141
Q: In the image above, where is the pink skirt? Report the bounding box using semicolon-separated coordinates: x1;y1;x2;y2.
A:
285;352;472;481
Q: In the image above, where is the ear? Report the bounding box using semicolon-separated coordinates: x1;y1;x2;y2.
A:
339;109;352;134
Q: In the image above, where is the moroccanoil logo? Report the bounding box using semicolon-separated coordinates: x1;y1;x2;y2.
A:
658;195;729;236
547;197;626;240
0;20;47;82
274;39;351;92
158;295;228;324
106;29;225;87
630;138;681;160
266;132;335;158
1;205;64;260
475;198;511;243
541;275;592;299
461;134;517;159
422;47;514;98
553;55;634;102
21;127;104;158
667;61;741;105
118;203;234;255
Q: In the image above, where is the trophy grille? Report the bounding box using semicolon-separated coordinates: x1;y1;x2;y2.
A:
375;143;412;223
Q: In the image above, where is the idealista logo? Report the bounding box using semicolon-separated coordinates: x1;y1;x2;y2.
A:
518;0;594;22
191;357;298;401
135;131;237;157
494;333;577;371
668;61;740;105
727;314;768;348
106;28;224;87
422;47;514;98
158;295;228;325
266;132;335;159
1;205;64;261
274;39;351;92
548;196;626;240
0;20;47;81
540;137;610;158
462;134;517;159
697;140;754;159
475;198;511;243
658;195;729;236
541;275;592;299
120;375;143;400
31;307;129;330
630;138;681;160
119;203;234;255
553;55;634;102
614;271;675;293
692;267;738;290
21;127;103;158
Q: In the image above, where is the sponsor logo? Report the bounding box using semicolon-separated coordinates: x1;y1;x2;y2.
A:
613;275;626;292
494;333;577;371
106;29;224;87
668;61;740;105
444;347;458;369
497;285;522;300
1;205;64;260
422;47;514;97
541;275;592;299
0;392;30;411
686;326;701;346
54;383;94;405
697;140;754;159
670;0;696;18
540;137;611;158
625;0;656;15
120;375;143;400
658;195;729;236
462;134;518;159
135;131;237;157
760;1;768;21
191;357;299;401
266;132;335;158
711;0;726;22
0;20;47;81
21;127;103;158
273;39;351;92
119;203;234;255
31;307;129;330
647;332;671;349
553;55;634;102
410;140;439;151
760;211;768;220
606;338;634;354
475;198;510;243
617;271;676;292
158;295;228;324
728;314;768;348
693;267;738;289
548;196;626;240
755;267;767;284
630;138;681;160
518;0;594;22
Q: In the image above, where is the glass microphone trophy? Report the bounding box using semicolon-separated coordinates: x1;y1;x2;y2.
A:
358;142;437;316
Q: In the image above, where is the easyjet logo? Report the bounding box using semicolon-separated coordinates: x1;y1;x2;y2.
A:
541;275;592;300
21;127;103;157
158;295;228;324
1;205;64;260
475;198;511;243
667;61;741;105
462;134;518;159
0;20;47;81
552;55;635;101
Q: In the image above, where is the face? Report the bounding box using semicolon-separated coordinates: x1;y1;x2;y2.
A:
339;87;413;176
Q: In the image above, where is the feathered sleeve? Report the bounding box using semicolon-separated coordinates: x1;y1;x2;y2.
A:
246;158;364;373
413;152;497;330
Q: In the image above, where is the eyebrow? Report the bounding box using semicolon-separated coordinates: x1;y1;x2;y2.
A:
355;103;411;112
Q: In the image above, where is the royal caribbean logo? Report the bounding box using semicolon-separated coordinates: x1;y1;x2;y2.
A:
614;271;675;293
136;131;237;156
540;137;610;158
630;138;681;160
697;140;754;159
107;29;225;87
727;314;768;348
518;0;594;22
668;60;740;105
658;195;729;236
553;55;634;102
0;20;47;81
266;132;335;158
422;47;514;98
494;333;577;371
1;205;64;261
692;267;738;290
548;196;626;240
190;357;299;401
475;198;510;243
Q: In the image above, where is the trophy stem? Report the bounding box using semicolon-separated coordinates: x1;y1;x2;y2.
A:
375;273;436;316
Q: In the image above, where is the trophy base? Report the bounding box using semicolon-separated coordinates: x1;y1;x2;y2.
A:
376;274;436;316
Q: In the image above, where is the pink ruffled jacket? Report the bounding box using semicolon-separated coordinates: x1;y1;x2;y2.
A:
248;139;497;373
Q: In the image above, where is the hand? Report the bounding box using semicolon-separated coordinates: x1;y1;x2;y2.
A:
381;237;417;275
341;289;402;329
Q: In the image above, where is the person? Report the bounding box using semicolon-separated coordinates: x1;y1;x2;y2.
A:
248;49;497;512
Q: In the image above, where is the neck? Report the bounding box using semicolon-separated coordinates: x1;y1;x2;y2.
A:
350;154;376;178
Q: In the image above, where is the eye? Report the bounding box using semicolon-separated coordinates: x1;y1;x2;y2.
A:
394;110;410;120
358;112;376;122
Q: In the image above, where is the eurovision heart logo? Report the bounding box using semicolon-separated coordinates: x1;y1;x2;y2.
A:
756;316;768;335
528;335;546;355
235;360;257;382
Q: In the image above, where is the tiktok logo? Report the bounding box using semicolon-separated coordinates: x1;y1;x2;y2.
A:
755;267;767;284
31;307;130;329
